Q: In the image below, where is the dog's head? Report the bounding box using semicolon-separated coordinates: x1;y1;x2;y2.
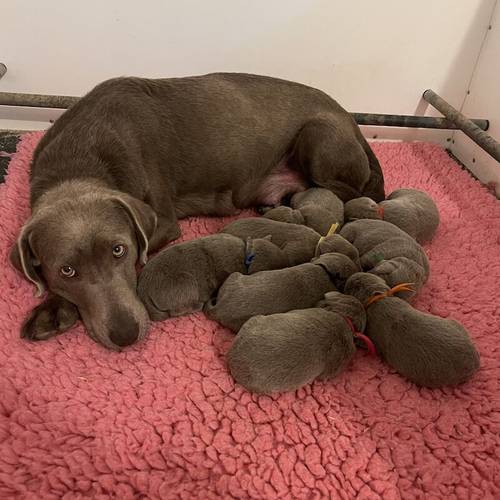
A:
10;188;157;350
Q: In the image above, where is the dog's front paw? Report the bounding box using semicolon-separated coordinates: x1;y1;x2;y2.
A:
21;294;80;341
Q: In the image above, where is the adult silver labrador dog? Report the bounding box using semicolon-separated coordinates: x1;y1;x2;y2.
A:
10;73;385;350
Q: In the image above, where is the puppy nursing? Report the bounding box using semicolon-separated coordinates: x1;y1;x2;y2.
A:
138;184;480;394
205;253;359;331
228;292;362;393
344;273;480;387
344;188;440;243
137;234;247;320
264;187;344;235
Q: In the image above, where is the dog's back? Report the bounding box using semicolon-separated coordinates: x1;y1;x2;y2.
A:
31;73;384;209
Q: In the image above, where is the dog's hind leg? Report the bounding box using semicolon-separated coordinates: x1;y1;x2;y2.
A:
354;129;385;201
288;115;376;202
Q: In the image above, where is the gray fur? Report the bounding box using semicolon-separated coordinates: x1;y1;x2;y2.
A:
11;185;153;350
206;253;359;332
10;72;385;349
339;219;429;299
344;188;440;243
290;188;344;234
263;187;344;236
262;205;306;225
228;292;363;393
221;217;321;270
221;216;351;273
314;233;361;267
137;234;247;320
344;273;480;388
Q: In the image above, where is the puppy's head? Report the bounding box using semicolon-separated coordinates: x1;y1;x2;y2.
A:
344;197;382;221
312;252;360;291
344;272;389;304
10;189;157;350
137;249;205;321
315;234;361;267
317;291;366;332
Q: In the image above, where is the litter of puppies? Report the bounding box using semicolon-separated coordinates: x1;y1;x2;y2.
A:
138;187;480;394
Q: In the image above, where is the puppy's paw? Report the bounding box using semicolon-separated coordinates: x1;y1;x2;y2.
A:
21;295;80;341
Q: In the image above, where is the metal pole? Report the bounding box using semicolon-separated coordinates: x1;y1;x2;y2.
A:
0;91;78;109
351;112;488;131
423;89;500;162
0;63;7;80
0;89;494;136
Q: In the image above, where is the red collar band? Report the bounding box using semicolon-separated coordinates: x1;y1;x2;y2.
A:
344;316;377;356
377;204;385;219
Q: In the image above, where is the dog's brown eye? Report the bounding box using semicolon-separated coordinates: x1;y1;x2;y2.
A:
112;244;126;258
60;265;76;278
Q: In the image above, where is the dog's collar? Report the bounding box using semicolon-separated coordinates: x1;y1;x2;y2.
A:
316;222;340;252
343;316;376;356
244;251;255;272
365;282;414;307
244;236;256;272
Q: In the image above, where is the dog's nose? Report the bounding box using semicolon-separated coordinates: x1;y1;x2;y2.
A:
109;324;139;347
108;310;140;347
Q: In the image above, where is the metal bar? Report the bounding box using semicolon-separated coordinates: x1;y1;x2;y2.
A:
0;90;493;135
352;112;488;130
423;89;500;162
0;91;79;109
0;129;37;135
0;63;7;80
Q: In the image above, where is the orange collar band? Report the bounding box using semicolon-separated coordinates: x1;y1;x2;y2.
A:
365;282;414;307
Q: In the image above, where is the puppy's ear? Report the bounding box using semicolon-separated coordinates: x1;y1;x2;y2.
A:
111;195;157;265
10;224;46;297
312;253;359;290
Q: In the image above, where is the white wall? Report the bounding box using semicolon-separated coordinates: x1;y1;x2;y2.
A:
449;2;500;198
0;0;495;144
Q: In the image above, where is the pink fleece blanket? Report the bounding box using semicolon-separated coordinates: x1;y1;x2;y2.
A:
1;133;499;499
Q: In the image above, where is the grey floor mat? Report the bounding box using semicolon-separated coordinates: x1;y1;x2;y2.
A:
0;133;21;183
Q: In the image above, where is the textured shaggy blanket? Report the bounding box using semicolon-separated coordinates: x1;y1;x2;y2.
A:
0;133;499;499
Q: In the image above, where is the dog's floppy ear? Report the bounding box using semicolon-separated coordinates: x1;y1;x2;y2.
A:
111;195;157;265
10;224;46;297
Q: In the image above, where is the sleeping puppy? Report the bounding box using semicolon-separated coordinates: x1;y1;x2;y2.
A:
289;187;344;234
227;291;363;393
221;217;321;269
318;219;430;301
344;188;439;243
205;252;359;331
10;73;384;349
137;234;246;320
135;232;287;320
263;187;344;235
